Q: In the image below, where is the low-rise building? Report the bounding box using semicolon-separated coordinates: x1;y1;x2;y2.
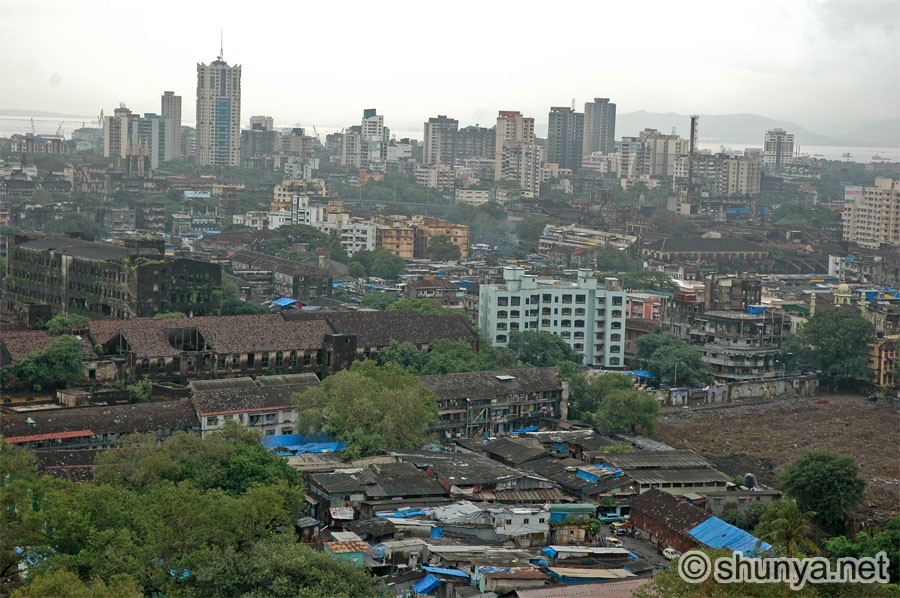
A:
404;276;465;310
690;308;789;381
229;250;333;301
419;368;565;439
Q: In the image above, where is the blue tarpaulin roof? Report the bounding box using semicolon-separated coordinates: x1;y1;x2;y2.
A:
262;434;345;454
272;297;298;307
512;425;541;434
413;573;442;594
625;370;655;379
688;517;771;555
422;566;469;579
541;546;558;558
376;508;429;519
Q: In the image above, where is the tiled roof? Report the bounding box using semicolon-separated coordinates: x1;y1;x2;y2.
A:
284;311;476;348
1;330;97;364
231;250;330;278
1;401;199;441
190;374;320;415
419;368;561;403
630;488;710;535
324;540;370;554
387;450;526;487
310;462;448;499
481;437;548;465
90;315;331;358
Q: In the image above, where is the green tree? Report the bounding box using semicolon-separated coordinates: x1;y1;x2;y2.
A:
386;298;459;317
352;248;406;279
722;503;769;533
507;331;583;367
44;313;90;335
127;377;153;403
754;499;819;558
424;235;461;261
635;332;711;386
618;270;678;293
6;335;86;391
648;209;699;237
593;389;660;434
568;373;635;420
183;534;386;597
44;213;105;238
825;516;900;582
11;571;142;598
778;451;866;537
152;311;188;320
591;246;636;272
516;215;550;242
376;340;428;372
347;261;366;279
786;309;875;390
361;292;398;310
294;360;438;459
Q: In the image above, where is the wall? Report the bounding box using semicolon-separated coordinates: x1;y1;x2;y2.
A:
667;375;818;406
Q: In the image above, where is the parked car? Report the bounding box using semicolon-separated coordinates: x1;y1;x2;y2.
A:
605;537;623;548
611;522;626;535
662;547;681;561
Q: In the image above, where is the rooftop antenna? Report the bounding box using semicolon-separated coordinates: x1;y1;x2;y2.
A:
218;29;223;61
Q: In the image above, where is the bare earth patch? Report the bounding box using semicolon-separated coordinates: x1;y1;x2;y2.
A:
655;395;900;523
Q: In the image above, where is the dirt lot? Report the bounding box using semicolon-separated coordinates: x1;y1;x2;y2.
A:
655;395;900;523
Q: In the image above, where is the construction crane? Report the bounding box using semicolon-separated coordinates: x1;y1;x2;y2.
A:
56;121;64;137
842;152;852;162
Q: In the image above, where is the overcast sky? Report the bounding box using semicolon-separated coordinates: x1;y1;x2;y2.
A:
1;0;897;137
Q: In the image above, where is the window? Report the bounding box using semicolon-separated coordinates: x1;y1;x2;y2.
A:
510;310;520;318
141;359;150;371
611;333;621;342
290;351;298;367
562;294;572;304
265;413;277;423
206;416;218;427
543;294;551;302
575;294;586;304
247;353;255;367
574;320;585;328
510;296;521;306
497;310;508;319
303;354;312;366
275;351;283;367
575;308;585;316
561;320;571;327
261;353;269;367
574;343;584;350
497;296;508;306
561;308;572;316
612;296;623;306
496;334;507;343
523;518;530;524
217;354;226;369
506;519;512;525
232;354;241;367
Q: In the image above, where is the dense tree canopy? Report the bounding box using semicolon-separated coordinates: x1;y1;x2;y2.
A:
648;209;699;237
825;516;900;583
634;332;711;386
785;309;875;390
294;360;438;459
778;451;867;537
43;313;90;335
593;389;660;435
507;331;583;367
565;371;635;421
2;429;382;597
376;339;517;375
3;335;86;391
361;292;398;310
515;215;550;243
592;246;637;273
349;248;406;280
386;298;459;317
424;235;461;261
754;499;819;558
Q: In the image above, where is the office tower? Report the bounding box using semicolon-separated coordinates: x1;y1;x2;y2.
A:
196;48;242;166
161;91;182;158
547;106;584;171
494;110;535;181
763;128;794;172
423;115;458;166
843;178;900;248
360;108;388;167
583;98;616;155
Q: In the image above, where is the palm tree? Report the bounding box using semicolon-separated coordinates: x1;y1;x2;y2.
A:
755;499;819;558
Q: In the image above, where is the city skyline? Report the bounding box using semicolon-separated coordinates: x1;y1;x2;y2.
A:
0;0;898;136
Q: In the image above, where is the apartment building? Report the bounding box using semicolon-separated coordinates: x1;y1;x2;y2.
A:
763;128;794;172
196;53;242;166
842;178;900;248
478;267;627;368
424;115;458;166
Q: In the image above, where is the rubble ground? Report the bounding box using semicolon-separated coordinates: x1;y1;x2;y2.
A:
655;394;900;523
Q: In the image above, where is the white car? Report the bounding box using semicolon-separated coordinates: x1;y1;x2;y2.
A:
662;547;681;561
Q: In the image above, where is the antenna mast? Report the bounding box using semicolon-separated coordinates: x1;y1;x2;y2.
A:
218;29;223;61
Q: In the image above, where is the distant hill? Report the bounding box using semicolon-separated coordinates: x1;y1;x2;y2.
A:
839;119;900;147
0;109;91;118
615;111;864;146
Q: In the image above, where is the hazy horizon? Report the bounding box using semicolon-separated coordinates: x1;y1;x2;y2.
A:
1;0;898;136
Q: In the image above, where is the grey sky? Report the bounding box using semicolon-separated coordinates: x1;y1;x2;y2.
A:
1;0;897;136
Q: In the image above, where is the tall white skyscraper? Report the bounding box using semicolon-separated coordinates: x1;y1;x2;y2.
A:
763;128;794;172
196;47;241;166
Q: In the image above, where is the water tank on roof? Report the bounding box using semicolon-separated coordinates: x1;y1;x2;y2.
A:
744;473;758;490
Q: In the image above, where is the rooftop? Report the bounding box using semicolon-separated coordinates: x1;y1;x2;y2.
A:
599;450;712;470
420;368;561;403
190;374;321;415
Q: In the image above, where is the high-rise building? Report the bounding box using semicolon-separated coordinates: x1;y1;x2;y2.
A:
161;91;182;158
478;267;626;368
249;115;274;131
763;128;794;172
360;109;388;167
196;50;242;166
494;111;535;181
547;107;584;172
843;178;900;248
455;125;495;162
104;106;136;159
130;113;174;170
583;98;616;155
423;115;458;166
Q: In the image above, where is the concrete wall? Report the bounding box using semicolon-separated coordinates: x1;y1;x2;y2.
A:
667;375;818;406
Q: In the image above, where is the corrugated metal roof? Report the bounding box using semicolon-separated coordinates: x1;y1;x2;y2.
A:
688;516;772;554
